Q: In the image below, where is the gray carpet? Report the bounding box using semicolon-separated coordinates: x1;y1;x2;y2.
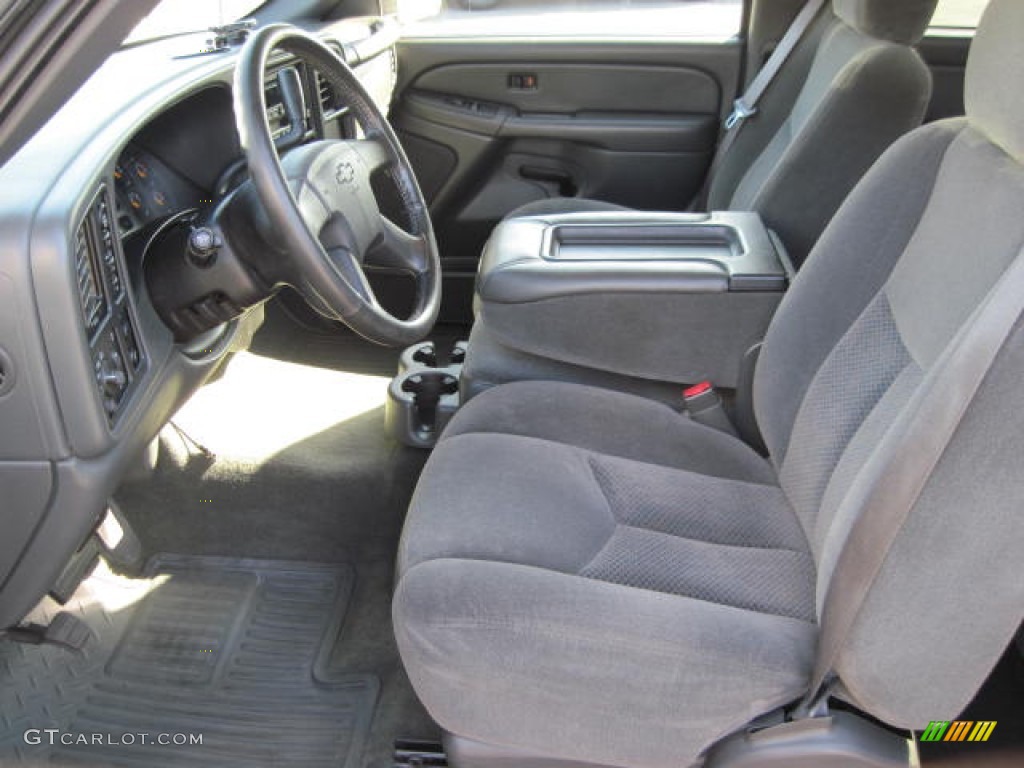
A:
116;405;424;565
0;556;378;767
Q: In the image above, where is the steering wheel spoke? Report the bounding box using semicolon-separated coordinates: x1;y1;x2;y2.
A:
327;246;379;307
287;172;333;236
366;216;431;275
351;136;392;175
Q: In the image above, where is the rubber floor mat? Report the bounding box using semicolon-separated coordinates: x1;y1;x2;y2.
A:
0;556;379;767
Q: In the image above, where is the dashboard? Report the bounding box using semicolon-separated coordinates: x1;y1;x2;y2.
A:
0;16;399;627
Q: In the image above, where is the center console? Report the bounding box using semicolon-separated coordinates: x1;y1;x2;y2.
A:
388;210;791;447
482;211;787;296
463;210;792;403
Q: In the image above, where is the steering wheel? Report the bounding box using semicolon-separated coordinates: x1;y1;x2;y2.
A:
233;24;440;346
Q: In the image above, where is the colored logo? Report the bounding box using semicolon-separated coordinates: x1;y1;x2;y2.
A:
920;721;997;743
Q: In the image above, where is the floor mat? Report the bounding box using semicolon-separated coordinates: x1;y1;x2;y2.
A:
0;556;379;767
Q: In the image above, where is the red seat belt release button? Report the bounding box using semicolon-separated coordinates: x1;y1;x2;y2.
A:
681;381;738;437
683;380;713;400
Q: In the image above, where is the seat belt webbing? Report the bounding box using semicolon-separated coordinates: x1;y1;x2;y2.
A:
695;0;828;209
801;244;1024;712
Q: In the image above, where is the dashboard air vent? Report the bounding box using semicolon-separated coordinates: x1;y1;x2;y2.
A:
315;43;348;120
74;221;107;340
316;71;340;118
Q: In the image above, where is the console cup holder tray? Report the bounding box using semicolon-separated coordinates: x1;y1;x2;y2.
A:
387;341;467;448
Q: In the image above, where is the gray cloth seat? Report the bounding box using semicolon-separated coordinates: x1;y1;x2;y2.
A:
397;382;818;766
504;0;938;268
394;3;1024;767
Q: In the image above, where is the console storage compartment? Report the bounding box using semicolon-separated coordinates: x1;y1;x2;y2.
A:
464;211;792;401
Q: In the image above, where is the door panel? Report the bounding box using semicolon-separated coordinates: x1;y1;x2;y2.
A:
410;62;721;114
391;38;741;321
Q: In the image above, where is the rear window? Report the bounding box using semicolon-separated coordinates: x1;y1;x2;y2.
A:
929;0;991;33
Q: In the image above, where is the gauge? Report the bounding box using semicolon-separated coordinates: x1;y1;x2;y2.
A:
128;191;144;211
152;190;168;208
113;164;125;181
133;160;150;180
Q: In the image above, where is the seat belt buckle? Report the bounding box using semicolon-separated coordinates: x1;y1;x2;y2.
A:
724;98;757;131
682;381;738;437
683;380;717;409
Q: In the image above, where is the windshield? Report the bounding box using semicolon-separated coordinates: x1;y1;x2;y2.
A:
124;0;266;45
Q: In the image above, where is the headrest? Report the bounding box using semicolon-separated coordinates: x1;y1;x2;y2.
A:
966;0;1024;163
832;0;938;44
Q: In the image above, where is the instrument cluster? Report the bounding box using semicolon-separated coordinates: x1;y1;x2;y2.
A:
113;145;204;236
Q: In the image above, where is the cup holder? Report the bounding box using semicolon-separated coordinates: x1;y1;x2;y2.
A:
399;340;468;374
387;340;469;448
451;342;467;365
402;371;459;397
414;346;437;366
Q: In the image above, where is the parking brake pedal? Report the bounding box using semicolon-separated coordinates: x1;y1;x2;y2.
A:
394;739;447;768
3;611;94;653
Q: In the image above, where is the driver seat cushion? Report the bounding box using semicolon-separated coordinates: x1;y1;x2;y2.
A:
395;382;818;768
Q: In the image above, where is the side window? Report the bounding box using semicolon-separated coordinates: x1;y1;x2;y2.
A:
928;0;991;34
395;0;744;40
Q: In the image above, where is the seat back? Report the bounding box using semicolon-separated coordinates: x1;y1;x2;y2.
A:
753;0;1024;728
708;0;937;266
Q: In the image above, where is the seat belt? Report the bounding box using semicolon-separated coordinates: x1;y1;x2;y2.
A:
695;0;828;210
798;244;1024;715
